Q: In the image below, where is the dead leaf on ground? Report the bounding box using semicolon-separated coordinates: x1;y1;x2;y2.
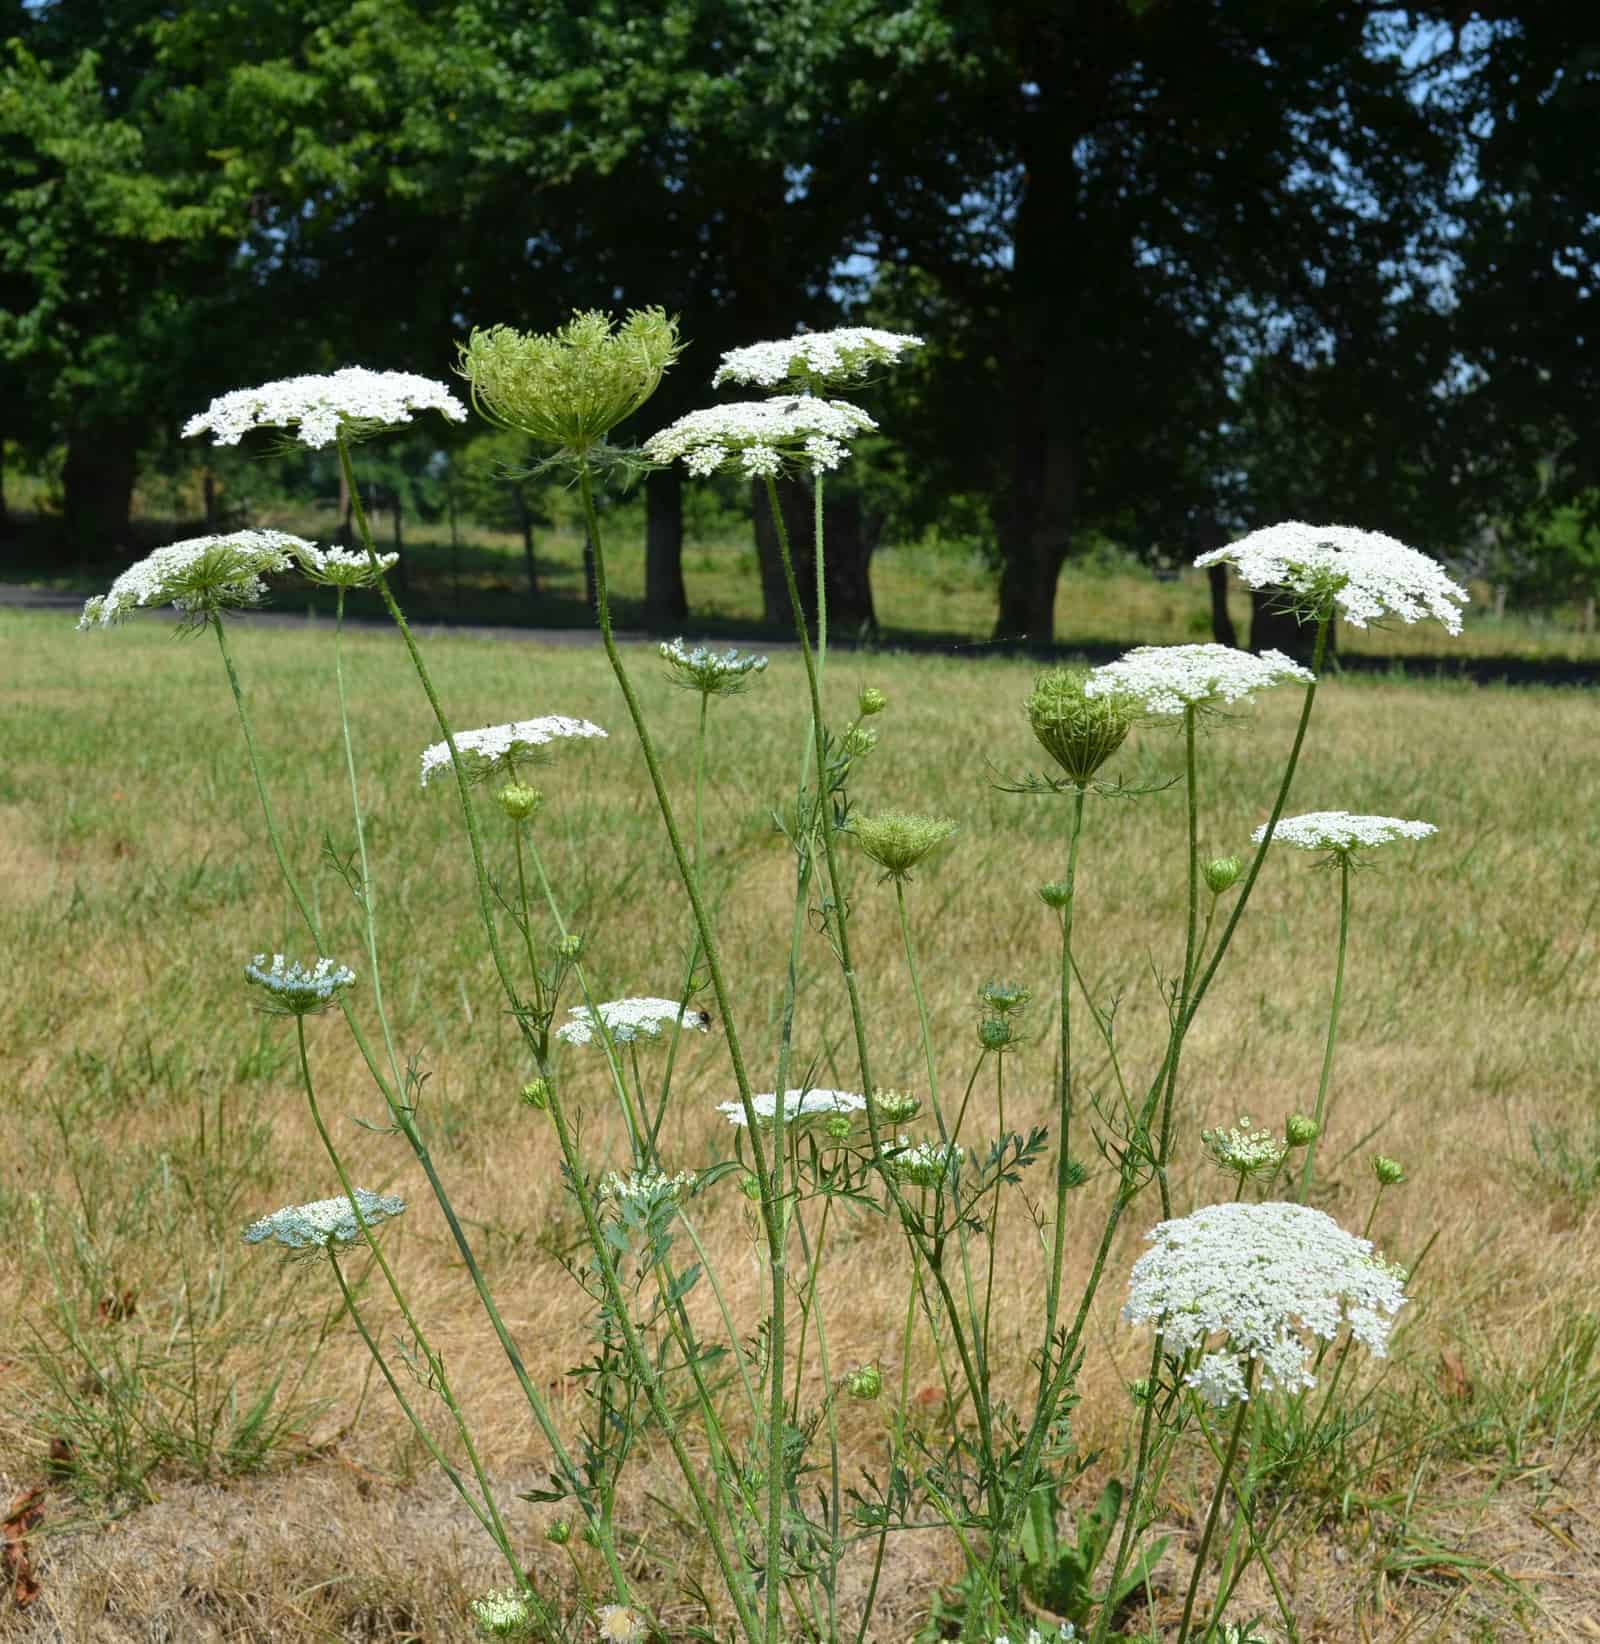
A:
1439;1346;1473;1403
2;1487;45;1608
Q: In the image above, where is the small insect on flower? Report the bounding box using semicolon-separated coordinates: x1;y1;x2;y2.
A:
557;997;711;1047
712;327;923;392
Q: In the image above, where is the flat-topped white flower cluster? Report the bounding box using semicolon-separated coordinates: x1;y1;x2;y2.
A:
1256;810;1437;852
713;327;924;390
297;543;399;587
599;1168;697;1204
1124;1201;1408;1405
244;953;356;1014
242;1189;406;1250
557;996;709;1047
77;530;313;627
184;366;466;449
718;1087;868;1127
659;637;769;694
1086;643;1314;715
643;398;877;477
419;715;607;786
1196;521;1469;632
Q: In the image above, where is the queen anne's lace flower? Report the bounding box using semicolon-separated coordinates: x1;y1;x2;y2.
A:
295;542;399;588
1202;1116;1288;1179
596;1606;648;1644
1085;644;1314;716
1254;811;1437;852
599;1168;696;1204
78;530;312;627
1195;521;1469;633
244;953;356;1014
712;327;924;391
419;716;607;786
557;997;710;1047
718;1088;869;1127
242;1189;405;1250
183;368;466;449
469;1588;535;1637
1124;1201;1408;1405
885;1137;964;1187
659;638;769;694
643;398;877;478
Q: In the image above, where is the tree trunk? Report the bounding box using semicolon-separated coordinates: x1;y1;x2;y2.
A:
1207;563;1238;648
511;482;539;608
645;467;688;630
62;421;141;553
1249;588;1335;665
993;100;1078;643
752;477;814;631
821;486;878;638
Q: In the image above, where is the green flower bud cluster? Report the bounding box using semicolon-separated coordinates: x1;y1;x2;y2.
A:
457;308;682;455
841;724;878;759
1025;667;1134;787
544;1519;571;1545
1203;855;1243;894
1038;881;1072;911
1372;1154;1407;1186
1285;1113;1319;1147
556;933;583;961
844;1363;882;1400
857;686;887;717
520;1078;552;1110
848;810;958;881
869;1088;921;1124
496;783;544;822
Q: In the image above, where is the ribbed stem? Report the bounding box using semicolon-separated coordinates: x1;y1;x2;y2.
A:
1297;851;1351;1202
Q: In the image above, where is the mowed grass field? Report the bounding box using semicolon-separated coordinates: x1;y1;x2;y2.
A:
2;604;1598;1642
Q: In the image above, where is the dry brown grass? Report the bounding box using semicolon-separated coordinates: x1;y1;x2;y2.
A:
2;607;1598;1641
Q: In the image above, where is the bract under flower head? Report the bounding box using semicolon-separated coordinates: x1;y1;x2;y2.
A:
419;716;607;786
295;542;399;589
1195;521;1469;633
458;309;681;453
1123;1200;1408;1406
848;810;958;881
718;1088;868;1128
643;398;877;478
1254;811;1437;853
557;996;710;1047
242;1188;405;1251
244;953;356;1015
659;637;769;695
713;327;924;392
183;368;466;450
1085;643;1314;716
78;530;312;628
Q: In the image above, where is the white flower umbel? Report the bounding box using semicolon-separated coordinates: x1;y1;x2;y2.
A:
1194;521;1470;633
884;1137;964;1188
718;1088;869;1128
596;1605;649;1644
295;542;399;589
242;1189;406;1250
419;716;608;787
643;398;877;478
713;327;924;391
183;367;467;450
1084;643;1314;716
993;1625;1076;1643
1124;1201;1408;1405
1202;1116;1288;1180
244;953;356;1015
469;1588;535;1638
557;997;710;1047
599;1168;696;1205
659;637;769;695
1253;811;1437;853
78;530;312;628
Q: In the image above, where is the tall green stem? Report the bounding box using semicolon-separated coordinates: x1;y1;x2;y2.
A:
1175;1364;1258;1644
1039;782;1087;1399
1297;852;1351;1202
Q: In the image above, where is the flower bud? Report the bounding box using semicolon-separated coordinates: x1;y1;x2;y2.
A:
556;933;583;961
1203;855;1243;895
581;1522;601;1547
1038;880;1072;911
848;810;957;881
1285;1113;1319;1148
870;1088;921;1124
1128;1376;1154;1407
496;782;543;823
739;1172;763;1201
978;980;1031;1015
545;1518;571;1545
978;1015;1014;1052
842;724;878;758
520;1077;552;1110
845;1363;882;1400
857;686;887;717
1062;1156;1089;1190
1025;667;1134;787
824;1114;854;1140
1372;1154;1407;1186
